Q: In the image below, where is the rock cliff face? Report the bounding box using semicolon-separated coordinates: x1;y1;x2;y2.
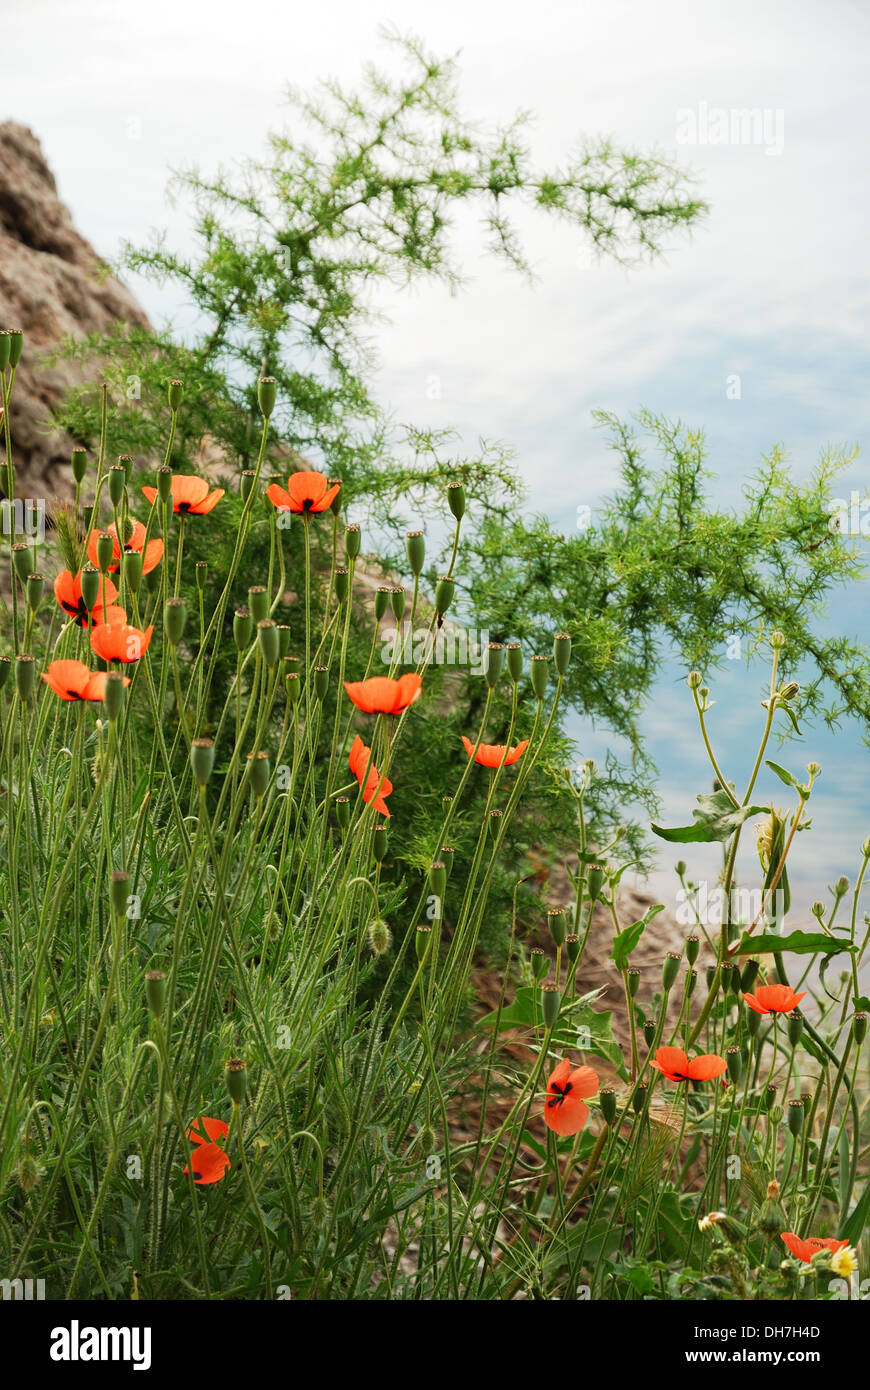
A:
0;121;149;501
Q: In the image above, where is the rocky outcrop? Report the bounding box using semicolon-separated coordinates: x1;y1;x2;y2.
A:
0;122;149;502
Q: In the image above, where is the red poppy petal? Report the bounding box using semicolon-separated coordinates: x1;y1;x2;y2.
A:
686;1054;727;1081
184;1142;231;1185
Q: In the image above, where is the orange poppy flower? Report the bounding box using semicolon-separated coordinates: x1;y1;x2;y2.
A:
53;570;123;628
142;474;224;515
86;521;164;574
780;1232;849;1263
543;1057;600;1136
343;673;422;715
742;984;807;1015
649;1047;727;1083
349;735;393;817
89;616;153;663
267;470;340;514
461;735;529;768
183;1116;231;1186
41;659;130;702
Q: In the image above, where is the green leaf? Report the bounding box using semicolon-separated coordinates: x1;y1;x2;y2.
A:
652;791;769;844
839;1179;870;1245
732;931;857;956
765;760;798;789
478;988;626;1075
610;903;664;970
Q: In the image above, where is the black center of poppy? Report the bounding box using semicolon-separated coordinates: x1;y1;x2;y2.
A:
302;497;314;510
547;1080;572;1109
177;501;191;513
67;690;83;700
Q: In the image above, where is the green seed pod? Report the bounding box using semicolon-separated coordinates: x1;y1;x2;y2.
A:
374;587;391;621
313;663;329;699
488;808;503;841
429;861;447;898
285;671;302;703
547;907;567;947
553;631;571;675
168;378;184;410
145;969;167;1017
787;1100;804;1138
195;560;208;592
257;376;277;417
373;822;388;862
530;654;549;700
685;969;698;997
706;965;717;991
530;947;549;982
276;624;291;658
662;952;681;992
248;585;269;623
439;845;455;878
434;575;455;616
15;654;35;701
123;550;143;594
240;469;257;502
225;1058;247;1105
0;330;10;369
506;641;523;681
71;447;88;482
565;933;581;964
190;737;216;786
103;671;126;723
626;966;641;997
541;984;561;1028
853;1011;867;1045
642;1019;656;1048
600;1087;618;1126
740;958;760;991
109;871;131;917
8;329;23;366
96;532;115;573
390;586;406;624
726;1045;742;1084
334;567;349;602
447;480;466;520
0;655;11;691
367;918;391;956
763;1083;777;1112
247;750;271;797
685;935;700;966
345;523;361;559
747;1006;762;1038
632;1082;649;1115
722;962;741;996
485;642;504;688
25;573;45;610
12;544;31;582
78;566;100;611
334;795;350;829
258;619;280;667
405;530;425;575
165;597;187;646
787;1010;804;1046
415;924;432;962
586;863;606;902
118;454;134;483
233;608;253;651
328;480;342;516
156;466;173;504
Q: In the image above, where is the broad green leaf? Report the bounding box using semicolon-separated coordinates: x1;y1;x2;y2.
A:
765;760;798;788
733;931;857;956
652;791;769;844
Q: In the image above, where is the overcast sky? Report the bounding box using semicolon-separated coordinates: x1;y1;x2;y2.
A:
4;0;869;908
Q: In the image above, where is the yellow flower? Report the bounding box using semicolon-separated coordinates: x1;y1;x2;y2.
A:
830;1245;858;1278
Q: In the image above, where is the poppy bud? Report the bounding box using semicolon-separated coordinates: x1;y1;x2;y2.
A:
334;567;349;602
103;671;126;723
439;846;455;878
530;654;549;700
257;376;277;417
553;632;571;675
248;585;269;623
247;750;271;797
233;608;253;650
685;969;698;998
71;447;88;483
600;1087;618;1125
484;642;504;688
334;795;350;829
109;871;131;917
12;543;31;582
313;663;329;699
0;655;11;691
586;863;606;901
190;737;215;786
373;822;388;862
0;330;10;368
853;1012;867;1045
145;969;167;1017
276;624;291;658
168;378;184;410
390;586;405;624
726;1046;742;1083
195;560;208;591
429;862;447;898
626;966;641;997
529;947;549;982
367;918;391;955
406;530;425;575
547;908;567;947
15;654;35;701
763;1083;777;1112
787;1010;804;1046
740;958;760;991
632;1081;649;1115
540;984;561;1028
565;933;581;964
123;550;142;595
345;524;361;559
662;952;681;992
240;469;257;502
258;620;280;667
328;481;342;516
787;1100;804;1138
165;597;187;646
285;671;301;703
447;481;466;520
156;467;173;504
225;1058;248;1104
374;587;390;621
415;924;432;962
685;935;699;966
643;1019;656;1047
687;670;703;690
506;641;523;681
487;808;502;840
434;576;454;616
25;573;44;610
96;532;115;573
9;329;23;365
